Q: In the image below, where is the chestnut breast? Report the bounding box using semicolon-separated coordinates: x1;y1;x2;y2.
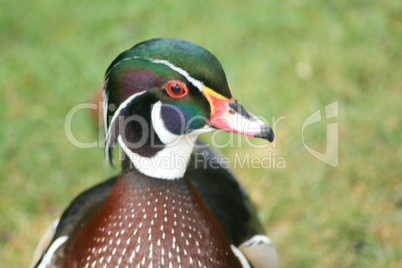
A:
66;172;242;268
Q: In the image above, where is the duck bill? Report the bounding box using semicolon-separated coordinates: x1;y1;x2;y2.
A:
203;86;274;142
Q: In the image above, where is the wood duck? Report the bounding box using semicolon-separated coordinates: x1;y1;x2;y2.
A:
32;38;278;268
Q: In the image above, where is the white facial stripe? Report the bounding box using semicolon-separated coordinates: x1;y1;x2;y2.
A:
149;59;204;90
105;56;204;91
107;91;146;132
151;101;212;152
151;101;178;144
105;91;146;161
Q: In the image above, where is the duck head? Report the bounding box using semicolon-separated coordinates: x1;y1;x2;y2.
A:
104;38;274;178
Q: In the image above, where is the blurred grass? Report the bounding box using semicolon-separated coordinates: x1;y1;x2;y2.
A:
1;0;401;267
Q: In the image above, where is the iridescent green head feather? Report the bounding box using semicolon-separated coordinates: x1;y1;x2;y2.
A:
103;38;273;168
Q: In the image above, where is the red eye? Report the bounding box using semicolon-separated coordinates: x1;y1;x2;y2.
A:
166;81;188;98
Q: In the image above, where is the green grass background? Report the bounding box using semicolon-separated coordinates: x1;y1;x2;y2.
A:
1;0;401;267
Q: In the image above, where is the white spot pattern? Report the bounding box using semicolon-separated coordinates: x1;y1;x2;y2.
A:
73;177;242;267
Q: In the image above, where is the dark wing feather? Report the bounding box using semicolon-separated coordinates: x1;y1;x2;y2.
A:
186;140;265;246
33;177;117;267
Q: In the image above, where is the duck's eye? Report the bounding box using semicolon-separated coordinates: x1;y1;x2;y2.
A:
166;81;188;98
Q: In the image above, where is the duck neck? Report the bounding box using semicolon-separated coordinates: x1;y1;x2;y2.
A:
119;133;198;180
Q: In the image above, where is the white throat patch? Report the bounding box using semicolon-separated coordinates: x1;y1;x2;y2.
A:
118;134;197;180
117;101;199;180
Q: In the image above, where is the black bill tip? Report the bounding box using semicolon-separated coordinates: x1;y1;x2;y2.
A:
254;125;275;142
